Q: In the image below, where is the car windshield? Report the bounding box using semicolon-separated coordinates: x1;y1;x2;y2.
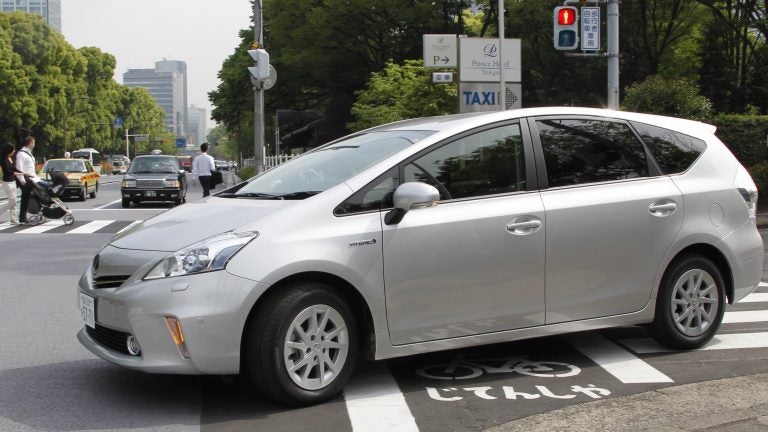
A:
128;157;179;174
233;130;433;199
42;160;85;173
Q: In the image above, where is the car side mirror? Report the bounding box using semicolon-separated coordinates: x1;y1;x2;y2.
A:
384;182;440;225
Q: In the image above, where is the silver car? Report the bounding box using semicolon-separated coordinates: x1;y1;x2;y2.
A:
77;107;763;406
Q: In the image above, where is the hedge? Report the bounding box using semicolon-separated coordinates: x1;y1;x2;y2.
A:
711;114;768;167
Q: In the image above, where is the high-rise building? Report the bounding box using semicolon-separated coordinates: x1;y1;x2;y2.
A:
187;105;208;147
1;0;61;31
123;60;188;136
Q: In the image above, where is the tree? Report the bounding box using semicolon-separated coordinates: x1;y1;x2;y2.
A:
623;75;713;120
349;60;457;131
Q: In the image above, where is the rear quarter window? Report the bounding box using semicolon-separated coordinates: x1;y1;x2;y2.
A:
630;121;706;174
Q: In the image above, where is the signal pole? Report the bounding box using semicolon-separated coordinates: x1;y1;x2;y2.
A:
253;0;265;172
606;0;619;109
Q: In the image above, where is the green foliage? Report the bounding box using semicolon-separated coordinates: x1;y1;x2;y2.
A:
0;12;165;159
748;162;768;198
237;166;256;181
623;75;712;120
348;60;458;131
711;115;768;167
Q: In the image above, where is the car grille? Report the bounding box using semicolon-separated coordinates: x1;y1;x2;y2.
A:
86;323;131;355
137;179;165;188
92;275;130;289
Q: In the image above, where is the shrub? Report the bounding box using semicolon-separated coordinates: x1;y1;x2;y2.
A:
711;115;768;167
237;166;256;181
748;162;768;198
624;75;712;121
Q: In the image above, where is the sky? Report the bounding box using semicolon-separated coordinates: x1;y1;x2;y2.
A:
61;0;254;129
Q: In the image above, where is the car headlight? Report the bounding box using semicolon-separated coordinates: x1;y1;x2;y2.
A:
164;179;180;188
122;180;136;188
144;231;258;280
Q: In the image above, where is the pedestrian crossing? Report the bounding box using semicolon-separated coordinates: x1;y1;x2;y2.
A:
0;219;140;234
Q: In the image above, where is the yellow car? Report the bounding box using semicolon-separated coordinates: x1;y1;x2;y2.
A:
41;158;100;201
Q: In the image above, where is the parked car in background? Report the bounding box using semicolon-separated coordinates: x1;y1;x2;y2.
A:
120;154;187;207
40;158;100;201
176;155;192;172
77;108;762;407
215;159;228;171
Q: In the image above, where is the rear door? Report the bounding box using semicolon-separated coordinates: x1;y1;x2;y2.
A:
530;116;684;323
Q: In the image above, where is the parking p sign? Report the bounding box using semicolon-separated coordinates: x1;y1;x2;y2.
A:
581;7;600;51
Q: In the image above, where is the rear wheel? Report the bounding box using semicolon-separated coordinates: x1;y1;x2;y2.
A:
246;283;358;406
121;198;130;208
648;254;725;349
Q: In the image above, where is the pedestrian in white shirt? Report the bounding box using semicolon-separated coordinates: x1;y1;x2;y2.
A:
15;136;41;225
192;143;216;197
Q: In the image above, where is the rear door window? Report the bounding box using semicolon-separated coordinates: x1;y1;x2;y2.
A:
536;118;650;188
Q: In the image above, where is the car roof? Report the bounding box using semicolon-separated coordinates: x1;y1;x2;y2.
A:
45;158;85;163
367;107;716;140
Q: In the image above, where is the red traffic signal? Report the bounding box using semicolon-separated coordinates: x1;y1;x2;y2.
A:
557;7;577;25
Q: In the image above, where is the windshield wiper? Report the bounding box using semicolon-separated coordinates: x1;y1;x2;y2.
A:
274;191;321;199
219;191;320;200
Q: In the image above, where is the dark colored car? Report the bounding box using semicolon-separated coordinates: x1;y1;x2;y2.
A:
120;155;187;207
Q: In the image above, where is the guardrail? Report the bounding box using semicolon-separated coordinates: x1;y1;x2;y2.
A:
243;154;298;170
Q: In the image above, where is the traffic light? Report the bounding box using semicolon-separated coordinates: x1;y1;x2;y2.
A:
553;6;578;50
247;48;270;81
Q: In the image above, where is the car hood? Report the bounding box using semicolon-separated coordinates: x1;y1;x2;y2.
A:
109;197;289;252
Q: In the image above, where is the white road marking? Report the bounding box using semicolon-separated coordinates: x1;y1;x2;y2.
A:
758;282;768;289
94;199;122;209
0;222;17;231
67;220;116;234
566;332;673;383
344;362;419;432
15;220;64;234
116;220;142;234
740;293;768;303
621;332;768;354
722;310;768;324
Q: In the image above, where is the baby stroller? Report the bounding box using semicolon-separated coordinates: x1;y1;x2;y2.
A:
25;171;75;225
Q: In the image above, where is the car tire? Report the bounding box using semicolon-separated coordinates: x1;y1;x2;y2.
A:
79;187;87;201
648;254;726;350
121;198;130;208
89;183;98;199
246;283;358;406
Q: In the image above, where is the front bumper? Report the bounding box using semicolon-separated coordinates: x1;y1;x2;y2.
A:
78;260;269;374
122;188;181;202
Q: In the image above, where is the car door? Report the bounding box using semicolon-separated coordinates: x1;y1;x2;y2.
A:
381;122;547;345
530;116;684;324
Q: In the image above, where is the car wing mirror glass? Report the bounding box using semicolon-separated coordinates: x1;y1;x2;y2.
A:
384;182;440;225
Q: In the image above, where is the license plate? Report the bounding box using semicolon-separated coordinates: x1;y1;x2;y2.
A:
145;191;156;197
79;292;95;329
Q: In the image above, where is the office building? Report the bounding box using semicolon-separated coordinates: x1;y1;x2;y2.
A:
123;60;188;136
1;0;61;31
187;105;208;147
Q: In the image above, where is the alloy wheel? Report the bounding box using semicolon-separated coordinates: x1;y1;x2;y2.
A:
670;269;720;337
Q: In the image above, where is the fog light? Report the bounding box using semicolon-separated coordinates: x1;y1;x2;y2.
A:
126;335;141;356
164;316;190;359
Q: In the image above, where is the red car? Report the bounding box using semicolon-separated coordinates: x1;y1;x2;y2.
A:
176;155;192;172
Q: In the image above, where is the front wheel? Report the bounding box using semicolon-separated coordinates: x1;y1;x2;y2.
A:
648;254;726;350
121;198;130;208
89;183;98;199
246;283;358;406
79;187;87;201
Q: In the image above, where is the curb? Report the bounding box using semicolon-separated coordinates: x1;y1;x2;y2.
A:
485;374;768;432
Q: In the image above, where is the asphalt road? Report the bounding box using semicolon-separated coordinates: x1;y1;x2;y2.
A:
0;185;767;432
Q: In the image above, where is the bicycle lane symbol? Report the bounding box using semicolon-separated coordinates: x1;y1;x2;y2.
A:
413;354;612;403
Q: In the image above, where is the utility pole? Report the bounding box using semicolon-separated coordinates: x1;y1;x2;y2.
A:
498;0;505;111
253;0;265;172
606;0;619;109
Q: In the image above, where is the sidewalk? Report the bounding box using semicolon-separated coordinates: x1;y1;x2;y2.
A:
488;373;768;432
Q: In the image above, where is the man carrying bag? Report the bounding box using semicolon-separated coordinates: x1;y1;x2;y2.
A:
191;143;216;198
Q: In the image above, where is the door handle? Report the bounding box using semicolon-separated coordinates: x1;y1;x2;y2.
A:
649;201;678;217
506;218;542;235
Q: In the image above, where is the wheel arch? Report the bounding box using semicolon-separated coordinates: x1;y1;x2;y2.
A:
240;271;377;369
666;243;735;305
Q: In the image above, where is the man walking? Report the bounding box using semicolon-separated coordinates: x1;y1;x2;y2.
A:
192;143;216;198
15;136;41;225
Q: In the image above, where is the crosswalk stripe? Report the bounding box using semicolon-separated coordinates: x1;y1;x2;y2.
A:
117;220;142;234
740;293;768;303
66;220;116;234
566;332;673;383
344;362;419;432
15;220;65;234
722;310;768;324
620;332;768;354
0;222;17;231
